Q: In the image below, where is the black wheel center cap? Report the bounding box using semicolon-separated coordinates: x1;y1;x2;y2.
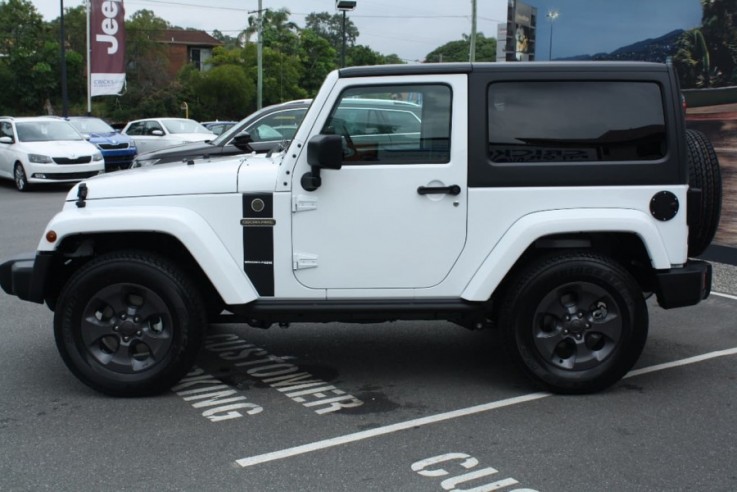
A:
118;320;139;337
569;319;586;334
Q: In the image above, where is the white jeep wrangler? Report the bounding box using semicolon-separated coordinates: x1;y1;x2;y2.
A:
0;62;721;396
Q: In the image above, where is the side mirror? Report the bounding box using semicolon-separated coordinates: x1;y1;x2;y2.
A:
151;129;164;136
232;131;254;152
307;134;343;170
0;136;13;144
302;134;343;192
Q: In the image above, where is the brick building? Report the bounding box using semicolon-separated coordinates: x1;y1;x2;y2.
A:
156;29;223;78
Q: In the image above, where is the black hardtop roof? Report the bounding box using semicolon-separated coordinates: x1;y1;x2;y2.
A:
338;61;669;78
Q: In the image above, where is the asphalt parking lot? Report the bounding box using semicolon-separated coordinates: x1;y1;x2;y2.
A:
1;181;737;491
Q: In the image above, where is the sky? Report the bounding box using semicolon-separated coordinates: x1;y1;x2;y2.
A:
32;0;703;62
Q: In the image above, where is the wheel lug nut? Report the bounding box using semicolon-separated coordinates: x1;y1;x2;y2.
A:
123;336;129;342
134;316;140;323
113;325;119;331
578;312;583;318
136;331;142;336
120;314;127;320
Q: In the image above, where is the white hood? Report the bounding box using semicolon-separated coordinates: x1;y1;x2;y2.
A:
67;154;281;201
27;140;99;157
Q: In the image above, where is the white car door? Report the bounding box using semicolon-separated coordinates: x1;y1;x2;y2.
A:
291;75;468;292
0;121;16;178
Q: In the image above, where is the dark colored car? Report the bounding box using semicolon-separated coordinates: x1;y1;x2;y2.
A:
201;121;238;136
66;116;137;171
132;100;312;167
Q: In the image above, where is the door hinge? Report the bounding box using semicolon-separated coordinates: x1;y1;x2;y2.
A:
292;195;318;213
293;253;318;270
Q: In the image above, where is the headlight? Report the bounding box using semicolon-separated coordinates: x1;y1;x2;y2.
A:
29;153;53;163
93;152;104;161
133;158;159;168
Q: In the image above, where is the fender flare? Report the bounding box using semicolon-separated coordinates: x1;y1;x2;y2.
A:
40;206;259;305
461;208;671;302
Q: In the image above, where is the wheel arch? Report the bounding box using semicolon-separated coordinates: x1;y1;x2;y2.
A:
39;208;259;310
462;209;669;302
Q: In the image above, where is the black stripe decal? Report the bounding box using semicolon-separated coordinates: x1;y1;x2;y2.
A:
242;193;275;297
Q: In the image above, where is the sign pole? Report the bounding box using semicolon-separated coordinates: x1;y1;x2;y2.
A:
86;0;92;114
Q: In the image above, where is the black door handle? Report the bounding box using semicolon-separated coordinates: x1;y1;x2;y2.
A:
417;184;461;196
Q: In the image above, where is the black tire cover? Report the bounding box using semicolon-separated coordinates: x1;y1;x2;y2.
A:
686;129;722;257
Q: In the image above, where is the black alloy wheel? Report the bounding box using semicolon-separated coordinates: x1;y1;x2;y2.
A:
54;251;206;396
500;251;648;394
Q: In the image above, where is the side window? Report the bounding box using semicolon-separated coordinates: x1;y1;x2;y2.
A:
0;122;13;139
125;122;144;136
488;81;666;163
248;109;306;142
145;121;164;136
321;84;451;165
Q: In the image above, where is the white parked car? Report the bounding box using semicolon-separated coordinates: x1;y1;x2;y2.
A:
122;118;214;154
0;116;105;191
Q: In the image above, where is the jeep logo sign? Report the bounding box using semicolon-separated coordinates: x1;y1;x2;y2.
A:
90;0;126;96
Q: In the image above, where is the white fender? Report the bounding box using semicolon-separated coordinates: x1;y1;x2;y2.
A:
39;206;258;305
461;208;672;302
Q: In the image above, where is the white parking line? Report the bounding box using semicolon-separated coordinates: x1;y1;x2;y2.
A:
712;291;737;302
235;347;737;468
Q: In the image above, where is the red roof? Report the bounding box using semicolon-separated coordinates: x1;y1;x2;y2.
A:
156;29;222;47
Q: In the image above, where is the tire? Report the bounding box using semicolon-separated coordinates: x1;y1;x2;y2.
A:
686;129;722;257
54;251;206;396
499;251;648;394
14;162;29;192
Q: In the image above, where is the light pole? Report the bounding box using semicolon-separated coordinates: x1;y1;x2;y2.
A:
336;1;356;68
60;0;69;116
247;2;266;110
547;9;559;61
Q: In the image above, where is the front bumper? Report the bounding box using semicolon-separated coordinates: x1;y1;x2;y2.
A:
654;260;712;309
0;252;52;304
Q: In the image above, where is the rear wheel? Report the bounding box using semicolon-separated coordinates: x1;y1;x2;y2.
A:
686;129;722;257
500;251;648;394
54;251;206;396
14;163;29;192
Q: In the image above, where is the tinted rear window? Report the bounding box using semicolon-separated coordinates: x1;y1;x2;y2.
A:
488;81;666;163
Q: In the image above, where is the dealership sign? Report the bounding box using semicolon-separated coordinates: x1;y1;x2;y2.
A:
90;0;126;96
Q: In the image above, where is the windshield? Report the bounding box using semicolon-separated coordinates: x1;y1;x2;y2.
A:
213;113;266;146
213;101;312;146
162;119;211;134
16;121;84;142
68;118;114;134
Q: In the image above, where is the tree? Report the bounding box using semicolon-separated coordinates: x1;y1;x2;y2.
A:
211;29;240;49
125;10;172;90
699;0;737;86
102;10;179;121
47;5;88;112
424;33;497;63
193;65;254;120
347;45;388;66
305;11;358;64
47;5;86;56
0;0;60;113
243;8;300;55
261;46;307;106
299;29;337;95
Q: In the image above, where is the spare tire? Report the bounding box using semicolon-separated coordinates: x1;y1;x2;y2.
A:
686;129;722;257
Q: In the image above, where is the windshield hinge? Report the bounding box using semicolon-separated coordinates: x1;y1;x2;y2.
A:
292;194;318;213
293;253;318;270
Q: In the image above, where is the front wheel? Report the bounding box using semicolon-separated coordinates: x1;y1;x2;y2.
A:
54;251;206;396
14;163;29;192
499;251;648;394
